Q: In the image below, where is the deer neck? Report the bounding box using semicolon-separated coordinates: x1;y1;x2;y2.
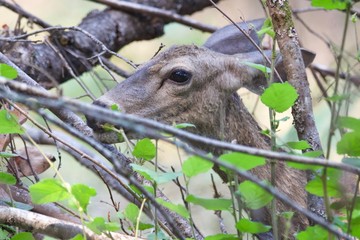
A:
190;93;271;155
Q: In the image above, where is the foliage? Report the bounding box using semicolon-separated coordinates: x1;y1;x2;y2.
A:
260;82;298;113
0;0;360;239
0;110;24;134
238;181;273;210
0;64;17;79
132;138;156;161
182;155;213;177
236;219;271;234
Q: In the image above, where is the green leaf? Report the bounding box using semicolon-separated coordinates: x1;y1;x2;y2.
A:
10;232;34;240
0;110;24;134
287;151;323;171
261;82;298;113
311;0;348;10
350;215;360;238
71;184;96;213
0;172;16;185
132;138;156;161
29;179;70;204
174;123;196;129
85;217;120;235
305;169;342;197
147;231;169;240
123;203;140;224
287;162;322;171
2;200;33;210
186;194;232;211
286;140;310;150
296;225;328;240
130;164;181;184
236;219;271;234
302;150;323;158
257;18;275;39
182;155;213;177
204;234;238;240
342;157;360;168
238;181;273;210
129;184;154;196
243;62;271;74
110;104;120;111
338;116;360;132
156;198;190;219
337;132;360;156
280;211;295;220
219;152;265;171
0;152;18;158
0;229;10;240
70;234;85;240
0;64;17;79
138;222;154;231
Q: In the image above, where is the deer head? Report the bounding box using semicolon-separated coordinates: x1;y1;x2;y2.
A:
87;19;315;144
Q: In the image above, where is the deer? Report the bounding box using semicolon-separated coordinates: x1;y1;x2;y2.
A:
86;19;316;239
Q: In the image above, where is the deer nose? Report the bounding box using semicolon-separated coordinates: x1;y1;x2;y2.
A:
86;99;109;132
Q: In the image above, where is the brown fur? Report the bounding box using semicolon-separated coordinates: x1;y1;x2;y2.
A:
88;45;308;238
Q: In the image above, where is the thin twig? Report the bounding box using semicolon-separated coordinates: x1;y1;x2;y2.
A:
0;79;355;239
0;0;52;28
89;0;217;33
1;79;360;175
0;26;136;69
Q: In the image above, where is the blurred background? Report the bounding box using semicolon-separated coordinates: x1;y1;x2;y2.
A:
1;0;360;237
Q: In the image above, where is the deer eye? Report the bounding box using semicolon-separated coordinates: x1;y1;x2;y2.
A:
168;69;192;84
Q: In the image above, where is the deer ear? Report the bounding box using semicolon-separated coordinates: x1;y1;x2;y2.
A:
219;48;316;95
204;19;265;55
301;48;316;67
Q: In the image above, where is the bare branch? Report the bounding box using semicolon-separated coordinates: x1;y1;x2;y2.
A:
0;52;93;136
0;78;355;240
1;79;359;175
0;206;136;240
90;0;217;33
266;0;326;217
1;0;221;87
0;0;51;28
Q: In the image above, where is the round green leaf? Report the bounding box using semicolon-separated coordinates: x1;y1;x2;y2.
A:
132;138;156;161
305;169;342;197
0;110;24;134
311;0;347;10
337;132;360;156
219;152;265;171
156;198;190;219
342;157;360;168
11;232;35;240
236;219;271;234
260;82;298;113
0;63;17;79
186;194;232;211
130;164;181;184
238;181;273;210
182;155;213;177
0;172;16;185
29;179;70;204
286;140;310;150
71;184;96;213
296;225;328;240
204;234;238;240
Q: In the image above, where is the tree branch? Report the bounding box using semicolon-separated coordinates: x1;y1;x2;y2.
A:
0;0;221;88
90;0;217;33
266;0;326;219
0;206;137;240
0;79;355;239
